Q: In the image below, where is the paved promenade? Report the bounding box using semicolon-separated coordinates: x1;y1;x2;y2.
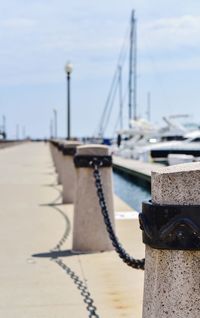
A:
0;142;144;317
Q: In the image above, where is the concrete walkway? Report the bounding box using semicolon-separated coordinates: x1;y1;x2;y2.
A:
0;143;144;318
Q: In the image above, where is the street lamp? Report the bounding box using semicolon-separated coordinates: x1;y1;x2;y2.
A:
50;119;53;139
2;115;6;139
53;108;57;138
65;62;73;140
16;124;19;140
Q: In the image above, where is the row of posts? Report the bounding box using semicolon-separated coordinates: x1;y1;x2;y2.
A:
49;139;200;318
49;140;115;252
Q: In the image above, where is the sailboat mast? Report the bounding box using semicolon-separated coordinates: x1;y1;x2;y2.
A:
128;10;137;126
118;65;123;130
133;14;137;120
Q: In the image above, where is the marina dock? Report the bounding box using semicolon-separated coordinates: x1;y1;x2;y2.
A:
1;1;200;316
0;143;144;318
113;156;163;183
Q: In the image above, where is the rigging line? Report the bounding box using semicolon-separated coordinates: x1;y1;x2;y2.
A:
98;69;118;135
100;39;129;135
117;22;130;69
97;22;130;136
113;111;121;135
98;70;118;135
103;75;119;134
112;89;128;135
98;64;128;138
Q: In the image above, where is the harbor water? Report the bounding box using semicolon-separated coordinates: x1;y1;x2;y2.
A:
113;170;151;212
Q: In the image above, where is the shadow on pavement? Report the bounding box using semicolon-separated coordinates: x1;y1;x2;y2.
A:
32;249;96;259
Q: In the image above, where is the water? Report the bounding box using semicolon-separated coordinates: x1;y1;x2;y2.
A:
113;170;151;212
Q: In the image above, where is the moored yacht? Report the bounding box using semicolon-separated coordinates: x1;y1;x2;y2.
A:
133;130;200;164
113;116;200;164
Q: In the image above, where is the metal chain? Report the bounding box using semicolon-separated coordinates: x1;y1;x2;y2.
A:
90;161;145;270
50;187;100;318
52;258;100;318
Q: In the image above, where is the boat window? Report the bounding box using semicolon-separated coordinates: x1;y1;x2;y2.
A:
191;137;200;142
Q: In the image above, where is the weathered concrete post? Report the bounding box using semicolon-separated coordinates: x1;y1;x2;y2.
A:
61;142;81;203
52;141;60;173
56;143;64;184
142;162;200;318
49;140;54;161
72;144;115;252
49;140;57;170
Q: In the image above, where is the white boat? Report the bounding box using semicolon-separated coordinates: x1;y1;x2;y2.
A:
98;11;200;165
132;132;200;163
113;114;200;163
113;118;159;159
167;154;195;166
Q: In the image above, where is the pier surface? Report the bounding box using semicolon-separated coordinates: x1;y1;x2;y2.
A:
113;156;163;182
0;143;144;317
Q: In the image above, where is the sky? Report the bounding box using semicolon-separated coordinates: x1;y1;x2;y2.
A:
1;0;200;138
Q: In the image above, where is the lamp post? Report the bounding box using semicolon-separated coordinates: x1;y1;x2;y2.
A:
53;108;57;138
50;119;53;139
16;124;19;140
2;115;6;139
65;62;73;140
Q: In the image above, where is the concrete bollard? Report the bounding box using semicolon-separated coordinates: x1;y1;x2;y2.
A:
142;162;200;318
49;140;54;160
61;142;81;203
52;141;60;173
56;143;65;184
49;141;66;183
49;140;57;169
72;144;115;252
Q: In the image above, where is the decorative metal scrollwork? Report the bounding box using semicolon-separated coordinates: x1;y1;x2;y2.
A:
139;201;200;250
62;146;77;156
74;155;112;168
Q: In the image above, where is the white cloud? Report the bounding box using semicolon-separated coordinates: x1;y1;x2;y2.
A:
140;15;200;51
1;6;200;87
139;56;200;75
149;15;200;30
1;18;36;29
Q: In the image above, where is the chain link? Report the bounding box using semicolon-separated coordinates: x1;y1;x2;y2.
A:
52;258;100;318
50;186;100;318
49;159;144;318
90;161;145;270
